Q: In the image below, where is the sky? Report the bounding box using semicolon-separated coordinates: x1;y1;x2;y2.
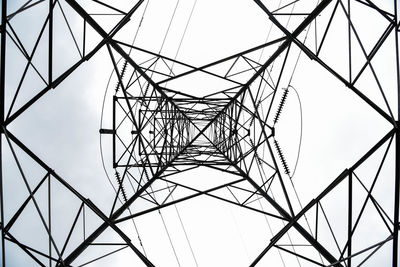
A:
1;0;399;266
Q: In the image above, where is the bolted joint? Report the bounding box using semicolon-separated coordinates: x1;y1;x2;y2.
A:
99;128;115;134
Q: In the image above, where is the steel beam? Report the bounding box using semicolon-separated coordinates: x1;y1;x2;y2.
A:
254;0;394;124
393;1;400;266
0;0;6;265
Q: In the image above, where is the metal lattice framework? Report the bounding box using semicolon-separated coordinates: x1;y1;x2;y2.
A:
1;0;400;266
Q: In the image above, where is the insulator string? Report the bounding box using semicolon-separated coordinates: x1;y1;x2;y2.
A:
115;171;128;202
273;87;289;125
273;138;290;176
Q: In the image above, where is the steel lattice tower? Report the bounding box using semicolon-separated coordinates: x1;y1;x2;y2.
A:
0;0;400;266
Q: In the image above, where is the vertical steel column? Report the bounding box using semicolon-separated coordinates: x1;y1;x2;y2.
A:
48;176;52;267
48;1;53;262
393;1;400;266
347;0;352;83
49;0;53;85
348;171;352;267
0;0;6;266
0;1;5;117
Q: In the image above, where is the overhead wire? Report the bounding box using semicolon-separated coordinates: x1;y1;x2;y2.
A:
100;0;151;196
169;0;199;72
159;210;182;267
101;0;312;264
99;0;152;257
257;199;287;267
137;1;200;265
158;0;201;265
229;206;251;262
287;85;302;179
274;1;325;264
254;1;293;266
159;0;181;54
152;33;183;267
171;190;199;267
284;4;316;232
137;0;202;265
256;0;319;265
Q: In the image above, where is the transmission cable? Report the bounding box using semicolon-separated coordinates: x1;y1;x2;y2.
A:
285;14;316;239
257;199;287;266
159;1;200;265
255;1;312;266
140;1;201;265
167;184;199;267
169;0;199;72
140;1;191;265
99;0;152;257
159;210;182;267
273;1;325;263
229;206;251;261
159;0;181;54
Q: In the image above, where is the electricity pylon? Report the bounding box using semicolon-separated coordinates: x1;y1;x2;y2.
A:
1;0;399;266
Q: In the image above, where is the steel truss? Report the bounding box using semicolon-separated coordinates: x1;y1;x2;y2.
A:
0;0;399;266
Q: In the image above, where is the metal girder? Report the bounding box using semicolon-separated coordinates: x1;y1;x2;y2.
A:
0;1;6;266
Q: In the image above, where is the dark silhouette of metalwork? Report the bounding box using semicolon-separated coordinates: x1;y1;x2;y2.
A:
0;0;399;266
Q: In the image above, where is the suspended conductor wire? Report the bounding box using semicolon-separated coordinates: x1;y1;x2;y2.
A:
229;206;251;261
258;0;283;61
257;199;287;267
273;8;313;178
287;85;302;179
278;9;325;263
100;61;149;257
146;177;184;267
152;0;200;265
129;0;151;55
282;8;312;179
160;1;200;264
169;0;198;71
260;3;311;266
116;0;152;92
100;0;152;257
253;1;322;266
281;87;316;260
163;181;199;267
126;1;196;265
141;0;181;84
270;189;302;267
287;17;311;85
136;0;186;266
159;0;181;54
173;199;199;267
258;0;295;83
100;0;151;195
159;211;182;267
